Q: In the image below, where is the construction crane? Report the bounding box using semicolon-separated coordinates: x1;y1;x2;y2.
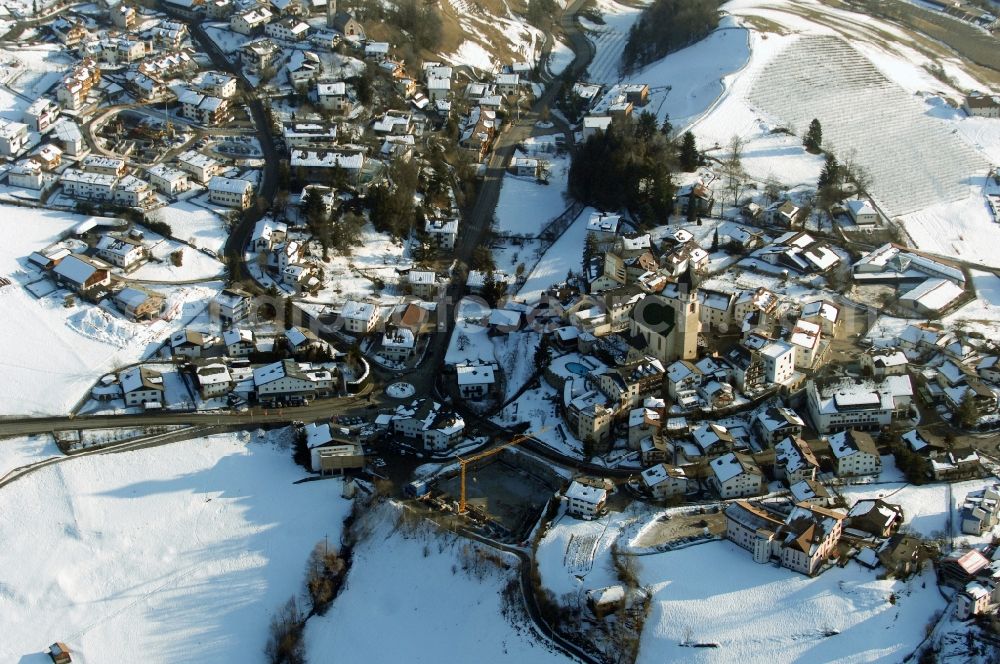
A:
456;428;547;515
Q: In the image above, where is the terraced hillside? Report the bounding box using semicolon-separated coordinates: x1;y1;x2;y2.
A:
748;35;987;217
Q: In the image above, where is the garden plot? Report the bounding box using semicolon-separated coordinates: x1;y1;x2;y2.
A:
638;541;944;663
747;35;987;218
305;223;412;306
153;200;229;254
129;237;226;282
0;430;353;664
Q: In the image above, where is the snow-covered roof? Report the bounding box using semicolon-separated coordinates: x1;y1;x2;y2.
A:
53;254;100;284
899;278;964;312
565;480;606;505
711;452;757;483
456;361;496;385
341;300;376;322
209;176;252;194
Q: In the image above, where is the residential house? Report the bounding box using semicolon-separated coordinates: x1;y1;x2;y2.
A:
120;366;164;406
214;288;251;326
566;390;614;451
23;98;60;133
389;399;465;451
59;168;118;201
754;407;805;446
709;452;764;498
847;499;904;538
828;429;882;477
8;159;44;189
425;218;459;250
456;361;498;400
340;300;378;335
774;436;819;484
52;254;111;293
146;164;189;196
231;7;273;35
565;480;607;520
176;150;220;183
208;176;254;209
801;300;841;338
170;329;212;358
407;270;438;299
253;359;335;401
640;464;687;500
317;81;350;112
265;16;310;41
956;583;993;620
760;340;796;385
114;175;153;208
223;328;254;357
381;327;416;363
114;287;164;320
196;363;233;399
0;119;28;157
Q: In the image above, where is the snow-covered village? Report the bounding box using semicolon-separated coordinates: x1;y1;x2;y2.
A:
3;0;1000;661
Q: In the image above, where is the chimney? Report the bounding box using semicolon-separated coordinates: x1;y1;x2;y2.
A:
327;0;336;28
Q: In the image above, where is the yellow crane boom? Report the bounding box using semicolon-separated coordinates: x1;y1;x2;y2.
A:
456;429;546;514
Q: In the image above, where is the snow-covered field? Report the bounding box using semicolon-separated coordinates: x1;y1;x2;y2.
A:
517;206;596;301
638;541;944;663
305;503;572;663
129;234;226;282
494;141;570;237
0;434;60;478
0;430;352;664
306;222;411;306
945;270;1000;336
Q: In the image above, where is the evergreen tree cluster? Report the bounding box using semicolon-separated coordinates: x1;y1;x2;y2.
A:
622;0;720;71
368;158;420;239
568;113;677;225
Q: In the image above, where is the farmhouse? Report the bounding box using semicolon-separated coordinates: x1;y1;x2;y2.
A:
52;254;110;293
120;366;164;407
